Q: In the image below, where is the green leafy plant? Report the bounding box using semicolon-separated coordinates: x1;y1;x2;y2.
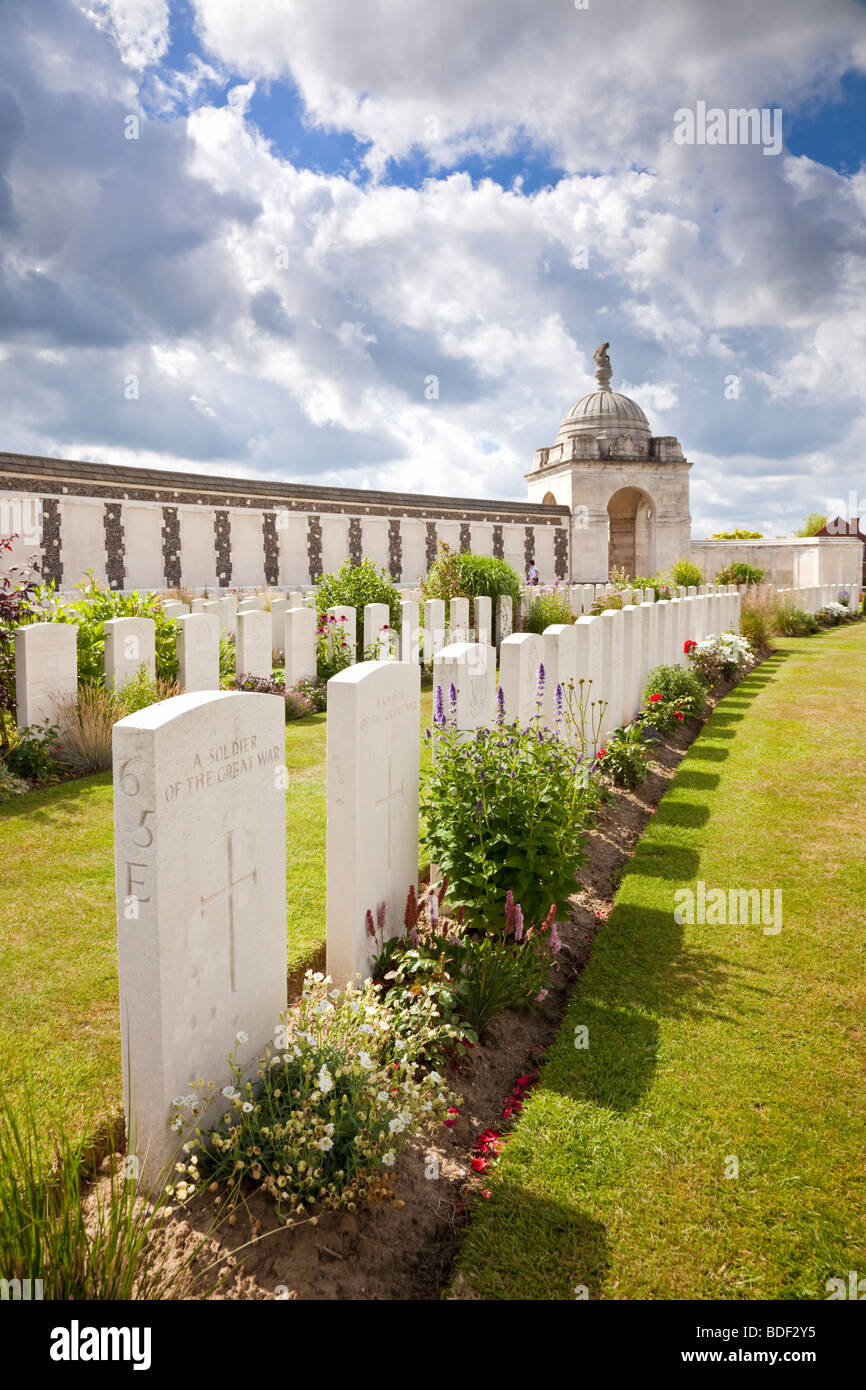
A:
686;633;752;685
423;679;589;930
794;513;828;537
55;674;180;775
316;616;353;681
589;592;623;615
595;719;657;788
708;529;764;540
50;572;179;685
0;537;42;749
642;664;707;732
4;724;65;783
715;562;765;586
521;588;574;632
0;764;29;802
315;558;402;632
233;674;317;721
422;541;469;604
170;972;455;1222
739;602;774;653
218;631;236;681
772;605;819;637
669;558;703;589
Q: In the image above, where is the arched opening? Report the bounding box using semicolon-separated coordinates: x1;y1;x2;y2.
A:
541;490;557;506
607;486;655;577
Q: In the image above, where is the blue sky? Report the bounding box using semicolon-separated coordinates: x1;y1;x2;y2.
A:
1;0;865;537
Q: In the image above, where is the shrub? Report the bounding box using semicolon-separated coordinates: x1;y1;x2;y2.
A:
451;552;522;606
372;886;557;1046
169;972;455;1220
740;603;774;652
0;1087;202;1300
686;633;752;685
315;558;402;631
642;664;707;731
56;673;180;774
218;631;236;681
715;562;765;586
0;765;29;802
595;719;657;788
423;683;589;930
234;674;317;721
773;604;818;637
4;724;65;783
521;589;574;632
670;558;703;589
589;592;623;615
316;617;354;682
422;541;468;604
50;571;180;685
708;529;763;540
816;602;848;627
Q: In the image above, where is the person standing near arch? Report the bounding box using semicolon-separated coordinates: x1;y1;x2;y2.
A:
528;561;539;586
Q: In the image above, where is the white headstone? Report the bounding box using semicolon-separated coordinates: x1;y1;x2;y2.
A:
496;595;513;646
161;600;189;620
326;661;420;986
433;642;496;732
14;621;78;731
269;597;291;657
289;591;304;608
104;616;156;691
236;610;272;679
474;596;492;646
363;603;391;660
284;607;317;686
113;689;286;1181
190;598;209;614
449;597;470;643
499;633;544;726
600;609;624;736
619;605;638;726
574;615;605;753
400;600;420;663
201;599;228;635
237;597;263;613
423;598;446;665
326;605;357;663
542;623;577;732
176;612;220;693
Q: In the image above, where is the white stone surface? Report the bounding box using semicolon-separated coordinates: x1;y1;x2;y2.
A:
363;602;391;660
600;608;624;736
14;621;78;731
269;597;291;657
161;600;189;620
423;599;446;665
104;616;156;691
326;604;357;663
237;597;263;613
284;607;317;686
326;661;420;986
433;642;497;732
449;597;470;643
496;595;513;646
499;633;545;726
113;689;287;1181
176;612;220;693
619;605;638;726
474;596;492;646
400;600;420;663
236;610;272;679
542;623;577;731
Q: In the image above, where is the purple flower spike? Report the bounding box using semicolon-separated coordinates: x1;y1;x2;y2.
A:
377;901;386;932
449;682;458;721
555;682;564;721
496;685;506;725
536;662;546;706
433;684;446;728
514;904;524;942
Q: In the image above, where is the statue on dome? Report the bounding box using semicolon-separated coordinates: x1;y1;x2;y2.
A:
593;341;611;371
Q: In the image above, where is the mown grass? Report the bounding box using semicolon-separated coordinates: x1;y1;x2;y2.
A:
455;624;866;1300
0;691;433;1151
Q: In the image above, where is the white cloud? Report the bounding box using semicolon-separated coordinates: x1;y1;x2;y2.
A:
78;0;170;70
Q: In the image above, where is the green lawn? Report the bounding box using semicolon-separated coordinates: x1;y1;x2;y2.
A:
454;624;866;1300
0;692;432;1150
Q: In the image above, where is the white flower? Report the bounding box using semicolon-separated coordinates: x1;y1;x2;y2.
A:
359;1051;373;1070
170;1119;182;1132
317;1136;334;1152
329;988;342;1000
382;1151;396;1167
324;1123;335;1136
312;972;324;982
221;1085;239;1099
172;1095;186;1107
235;1031;248;1045
427;1071;442;1084
242;1101;253;1113
359;1023;373;1035
183;1094;196;1107
377;1091;390;1103
317;1065;334;1094
388;1116;407;1135
270;1055;280;1066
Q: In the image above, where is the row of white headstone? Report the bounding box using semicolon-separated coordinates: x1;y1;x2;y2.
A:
776;583;852;614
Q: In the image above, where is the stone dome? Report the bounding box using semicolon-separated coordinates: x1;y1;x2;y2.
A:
556;388;651;444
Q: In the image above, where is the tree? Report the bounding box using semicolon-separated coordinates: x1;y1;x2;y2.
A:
794;513;828;537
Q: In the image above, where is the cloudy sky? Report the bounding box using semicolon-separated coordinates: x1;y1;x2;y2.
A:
1;0;865;536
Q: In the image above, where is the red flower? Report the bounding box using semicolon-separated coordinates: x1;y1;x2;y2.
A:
649;693;662;703
674;710;684;722
470;1156;489;1173
444;1107;461;1128
480;1189;492;1199
598;747;607;758
684;639;697;653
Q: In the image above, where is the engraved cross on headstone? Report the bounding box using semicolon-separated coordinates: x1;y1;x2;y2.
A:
375;755;405;870
200;830;258;992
